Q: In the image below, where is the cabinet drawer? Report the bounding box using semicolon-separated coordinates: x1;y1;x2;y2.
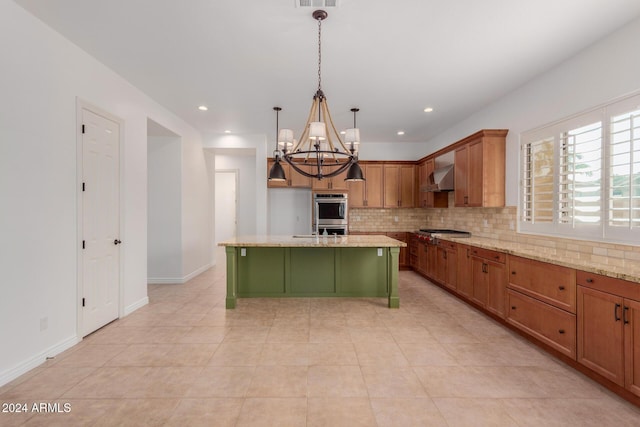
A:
387;232;407;242
437;240;456;251
507;289;576;359
508;256;576;313
577;270;640;301
469;247;505;263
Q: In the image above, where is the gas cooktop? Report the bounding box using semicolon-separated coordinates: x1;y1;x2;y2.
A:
415;229;471;242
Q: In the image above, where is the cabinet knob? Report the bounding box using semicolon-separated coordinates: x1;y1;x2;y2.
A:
511;306;517;310
558;329;565;334
586;278;594;283
511;271;516;275
558;286;565;291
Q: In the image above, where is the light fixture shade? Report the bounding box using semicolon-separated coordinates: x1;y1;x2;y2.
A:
345;162;365;181
278;129;294;144
309;122;326;140
344;128;360;143
268;159;286;181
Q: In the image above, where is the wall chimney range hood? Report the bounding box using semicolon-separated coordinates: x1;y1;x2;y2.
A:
423;151;455;192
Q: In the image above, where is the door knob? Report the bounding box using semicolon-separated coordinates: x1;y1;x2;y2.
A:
114;239;122;245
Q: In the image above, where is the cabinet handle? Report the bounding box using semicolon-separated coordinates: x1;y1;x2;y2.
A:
586;278;594;283
511;271;516;275
511;306;517;310
464;195;468;204
443;251;447;260
558;329;565;334
623;306;629;325
494;255;500;260
615;303;621;321
558;286;565;291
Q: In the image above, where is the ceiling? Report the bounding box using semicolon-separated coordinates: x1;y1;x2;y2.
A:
16;0;640;144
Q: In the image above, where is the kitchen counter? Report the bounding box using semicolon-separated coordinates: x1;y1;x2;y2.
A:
219;235;405;309
436;234;640;283
218;234;407;248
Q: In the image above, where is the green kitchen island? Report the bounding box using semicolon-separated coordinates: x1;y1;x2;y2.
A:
219;235;406;309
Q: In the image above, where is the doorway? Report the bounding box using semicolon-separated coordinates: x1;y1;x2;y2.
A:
215;170;238;245
77;102;122;337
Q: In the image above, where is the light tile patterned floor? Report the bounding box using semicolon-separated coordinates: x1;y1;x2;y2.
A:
2;260;640;426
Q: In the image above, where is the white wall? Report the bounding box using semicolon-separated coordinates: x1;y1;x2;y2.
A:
421;16;640;207
147;136;182;281
0;1;210;385
214;153;258;237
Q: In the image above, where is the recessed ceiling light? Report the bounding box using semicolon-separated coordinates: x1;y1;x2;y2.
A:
340;131;346;135
224;130;231;134
423;107;434;113
198;105;208;111
397;131;405;136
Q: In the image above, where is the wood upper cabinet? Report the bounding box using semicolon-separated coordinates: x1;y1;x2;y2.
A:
577;271;640;396
266;159;312;188
470;247;507;318
416;158;448;208
311;162;349;191
454;130;507;207
348;163;383;208
383;163;415;208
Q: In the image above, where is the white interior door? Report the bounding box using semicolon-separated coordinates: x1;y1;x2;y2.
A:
215;171;237;244
81;107;120;336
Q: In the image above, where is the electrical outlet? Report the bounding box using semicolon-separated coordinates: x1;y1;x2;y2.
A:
483;219;488;227
241;248;246;256
509;221;515;230
394;216;399;223
40;317;48;331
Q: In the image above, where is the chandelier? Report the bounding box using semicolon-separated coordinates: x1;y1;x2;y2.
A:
268;9;364;182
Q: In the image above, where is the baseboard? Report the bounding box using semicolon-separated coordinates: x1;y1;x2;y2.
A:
182;263;211;282
124;296;149;316
0;335;79;387
147;263;212;285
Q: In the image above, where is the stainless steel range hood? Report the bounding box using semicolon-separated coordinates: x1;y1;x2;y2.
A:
424;163;454;192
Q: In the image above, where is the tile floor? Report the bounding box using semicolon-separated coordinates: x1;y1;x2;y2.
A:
2;259;640;426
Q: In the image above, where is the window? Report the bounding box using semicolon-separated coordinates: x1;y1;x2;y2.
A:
520;93;640;244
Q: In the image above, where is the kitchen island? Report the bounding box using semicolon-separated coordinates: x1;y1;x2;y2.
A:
218;235;406;309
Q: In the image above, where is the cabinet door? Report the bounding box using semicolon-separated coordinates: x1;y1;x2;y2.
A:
347;178;365;207
418;242;428;275
435;246;447;284
454;146;468;206
456;245;472;298
330;165;349;191
471;257;487;307
445;247;457;290
467;140;484;206
625;298;640;397
399;164;415;207
289;163;312;188
486;260;506;318
417;160;431;207
383;164;400;208
364;164;384;208
577;286;625;386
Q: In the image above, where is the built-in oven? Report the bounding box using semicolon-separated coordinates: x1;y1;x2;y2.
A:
314;193;348;234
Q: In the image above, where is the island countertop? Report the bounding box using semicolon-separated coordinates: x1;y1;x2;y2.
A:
218;235;407;248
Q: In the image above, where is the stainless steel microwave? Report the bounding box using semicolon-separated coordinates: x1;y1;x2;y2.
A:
313;193;348;229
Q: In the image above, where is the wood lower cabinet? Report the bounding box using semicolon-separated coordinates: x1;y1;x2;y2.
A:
508;289;577;358
435;240;457;291
470;247;506;318
417;241;436;278
456;244;472;299
577;271;640;396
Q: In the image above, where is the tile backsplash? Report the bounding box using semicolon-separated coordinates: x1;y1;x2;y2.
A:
350;196;640;270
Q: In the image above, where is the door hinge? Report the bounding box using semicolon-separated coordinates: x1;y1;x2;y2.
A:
82;298;85;307
82;124;85;134
82;240;85;249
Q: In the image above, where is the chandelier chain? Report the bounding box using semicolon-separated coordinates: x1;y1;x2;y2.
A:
317;15;322;93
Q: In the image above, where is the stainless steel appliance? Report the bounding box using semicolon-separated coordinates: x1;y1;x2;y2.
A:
415;228;471;244
314;193;348;235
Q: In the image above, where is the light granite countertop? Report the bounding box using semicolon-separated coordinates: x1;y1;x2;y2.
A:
436;234;640;284
218;234;407;248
